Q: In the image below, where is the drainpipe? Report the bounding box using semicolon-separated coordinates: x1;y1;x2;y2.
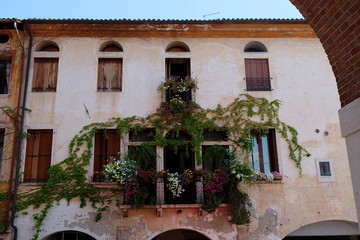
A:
9;22;33;240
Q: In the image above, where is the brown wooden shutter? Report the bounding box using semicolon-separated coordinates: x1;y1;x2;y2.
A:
24;130;53;181
245;59;271;91
32;58;58;92
98;59;122;92
94;130;120;172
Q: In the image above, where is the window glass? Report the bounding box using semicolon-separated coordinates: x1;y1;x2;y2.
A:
319;162;331;176
251;129;278;174
0;59;11;94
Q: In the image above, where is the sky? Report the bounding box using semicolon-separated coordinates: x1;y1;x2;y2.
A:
2;0;303;20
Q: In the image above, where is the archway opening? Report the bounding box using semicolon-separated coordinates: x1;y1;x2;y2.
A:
43;230;96;240
152;229;210;240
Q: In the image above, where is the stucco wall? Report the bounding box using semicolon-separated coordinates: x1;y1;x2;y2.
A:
16;36;356;240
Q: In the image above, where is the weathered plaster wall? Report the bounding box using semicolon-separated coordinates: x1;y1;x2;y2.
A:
16;36;356;239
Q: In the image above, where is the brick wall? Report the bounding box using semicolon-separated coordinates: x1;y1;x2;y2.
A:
290;0;360;107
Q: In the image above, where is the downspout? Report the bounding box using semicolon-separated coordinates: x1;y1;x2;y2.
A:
9;22;32;240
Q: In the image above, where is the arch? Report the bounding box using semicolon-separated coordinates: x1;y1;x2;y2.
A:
166;41;190;52
35;40;60;52
99;41;123;52
152;229;211;240
42;230;97;240
244;41;267;52
284;220;360;238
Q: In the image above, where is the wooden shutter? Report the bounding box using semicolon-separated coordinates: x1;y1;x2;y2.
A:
245;59;271;91
94;130;120;172
24;130;53;181
97;59;122;92
32;58;58;92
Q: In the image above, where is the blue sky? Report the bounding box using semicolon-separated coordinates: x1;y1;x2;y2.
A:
2;0;303;20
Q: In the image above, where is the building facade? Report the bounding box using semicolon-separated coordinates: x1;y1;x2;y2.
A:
0;19;357;240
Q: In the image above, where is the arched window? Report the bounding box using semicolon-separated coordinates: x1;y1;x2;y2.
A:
166;41;190;52
99;41;123;52
35;41;60;52
33;41;59;92
244;41;267;52
44;230;96;240
97;41;123;92
152;229;210;240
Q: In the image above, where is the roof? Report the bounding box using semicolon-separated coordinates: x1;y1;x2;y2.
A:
18;18;307;24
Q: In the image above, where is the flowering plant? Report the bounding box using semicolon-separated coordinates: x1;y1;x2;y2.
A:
254;171;282;181
103;157;139;186
166;172;185;198
92;171;104;182
179;169;194;185
228;159;256;183
203;169;229;198
157;76;197;93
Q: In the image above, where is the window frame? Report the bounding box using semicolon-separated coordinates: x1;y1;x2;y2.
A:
32;57;59;92
24;129;54;182
250;129;279;174
0;57;12;94
315;158;335;182
93;129;121;173
97;58;123;92
244;58;271;91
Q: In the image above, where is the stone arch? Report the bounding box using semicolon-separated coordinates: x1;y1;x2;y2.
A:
35;40;60;51
283;220;360;239
42;230;97;240
166;41;190;52
151;229;211;240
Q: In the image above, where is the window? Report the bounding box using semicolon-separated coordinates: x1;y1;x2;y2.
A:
97;58;122;92
0;129;5;168
202;129;230;171
316;159;335;182
32;58;58;92
128;128;156;170
24;130;53;182
93;129;120;172
44;231;96;240
251;129;278;174
0;58;11;94
165;58;191;102
245;58;271;91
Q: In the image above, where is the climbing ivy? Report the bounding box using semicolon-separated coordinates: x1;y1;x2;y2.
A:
16;94;310;239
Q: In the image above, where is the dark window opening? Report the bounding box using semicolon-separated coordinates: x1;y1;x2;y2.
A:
0;58;11;94
165;58;191;102
40;45;59;52
0;129;5;169
164;130;195;204
203;129;228;141
44;231;96;240
129;128;156;142
202;145;229;171
93;129;120;173
98;58;122;92
244;41;268;52
0;34;10;44
128;145;156;170
319;162;331;176
166;41;190;52
245;58;271;91
251;129;278;174
32;58;58;92
24;129;53;182
101;44;123;52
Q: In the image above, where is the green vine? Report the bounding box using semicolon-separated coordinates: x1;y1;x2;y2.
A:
16;94;310;239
